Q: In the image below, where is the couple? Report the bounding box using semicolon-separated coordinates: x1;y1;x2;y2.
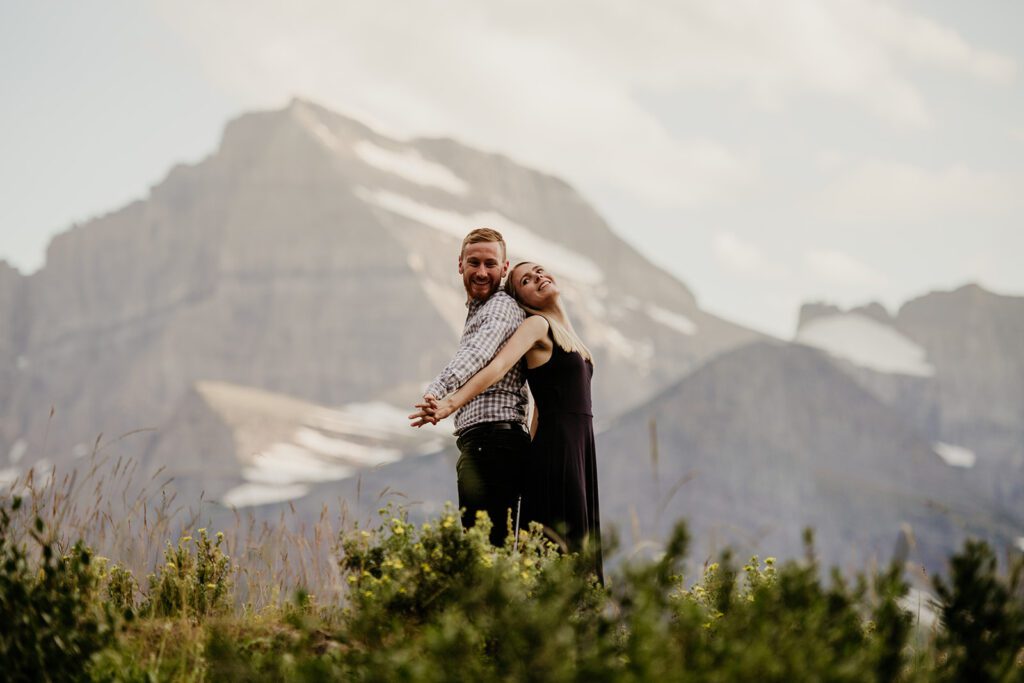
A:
410;228;602;582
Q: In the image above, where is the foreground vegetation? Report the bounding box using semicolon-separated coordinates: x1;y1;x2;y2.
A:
1;491;1023;682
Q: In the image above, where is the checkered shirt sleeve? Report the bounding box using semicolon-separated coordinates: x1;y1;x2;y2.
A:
425;291;528;432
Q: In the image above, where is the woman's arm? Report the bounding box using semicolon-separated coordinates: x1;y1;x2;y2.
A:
413;316;549;425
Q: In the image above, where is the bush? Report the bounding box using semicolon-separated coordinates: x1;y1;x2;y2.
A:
933;539;1024;682
0;496;117;682
143;528;232;620
3;492;1023;682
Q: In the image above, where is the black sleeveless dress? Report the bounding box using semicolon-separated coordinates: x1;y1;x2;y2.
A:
523;337;603;583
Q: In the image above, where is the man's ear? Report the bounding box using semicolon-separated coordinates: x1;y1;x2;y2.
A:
501;260;510;278
457;251;465;275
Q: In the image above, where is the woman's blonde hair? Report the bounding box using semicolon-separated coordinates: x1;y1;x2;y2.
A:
504;262;593;363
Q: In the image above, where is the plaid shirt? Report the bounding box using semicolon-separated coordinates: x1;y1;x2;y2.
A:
425;290;528;434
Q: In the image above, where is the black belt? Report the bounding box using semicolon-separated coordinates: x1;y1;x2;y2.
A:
457;421;526;439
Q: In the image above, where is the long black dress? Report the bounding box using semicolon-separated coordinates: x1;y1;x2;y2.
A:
523;336;603;583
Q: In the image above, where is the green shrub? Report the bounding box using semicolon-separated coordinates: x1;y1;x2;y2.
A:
933;539;1024;682
143;528;232;620
0;496;117;682
5;492;1024;682
103;563;138;620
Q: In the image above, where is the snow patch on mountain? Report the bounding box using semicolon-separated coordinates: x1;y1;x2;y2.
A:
293;427;403;466
589;321;654;374
899;588;939;629
221;482;311;508
294;105;343;151
7;439;26;465
407;252;465;336
243;442;355;485
354;140;469;195
0;467;19;486
646;304;697;335
933;442;977;468
795;313;935;377
355;187;604;286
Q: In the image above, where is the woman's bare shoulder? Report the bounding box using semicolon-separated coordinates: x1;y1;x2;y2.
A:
521;314;550;335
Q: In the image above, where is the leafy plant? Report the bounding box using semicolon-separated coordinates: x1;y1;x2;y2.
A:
0;496;117;682
143;528;232;620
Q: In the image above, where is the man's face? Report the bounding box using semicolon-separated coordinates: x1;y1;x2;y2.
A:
458;241;508;301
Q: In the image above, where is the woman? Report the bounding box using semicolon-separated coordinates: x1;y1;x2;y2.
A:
425;261;602;582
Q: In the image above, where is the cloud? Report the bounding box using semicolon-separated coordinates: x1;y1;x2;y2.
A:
819;160;1024;221
153;0;1014;210
802;248;888;289
712;231;788;279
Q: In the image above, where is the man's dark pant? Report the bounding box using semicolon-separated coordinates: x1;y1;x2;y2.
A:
455;423;529;546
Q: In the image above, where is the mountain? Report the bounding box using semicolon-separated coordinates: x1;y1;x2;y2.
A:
0;98;759;502
594;341;1019;573
796;284;1024;510
277;338;1019;574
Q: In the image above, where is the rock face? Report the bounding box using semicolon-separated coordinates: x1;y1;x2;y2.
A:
0;99;758;494
795;284;1024;510
594;341;1018;573
0;260;27;450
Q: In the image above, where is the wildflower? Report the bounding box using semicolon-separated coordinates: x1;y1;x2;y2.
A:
441;515;454;529
206;583;217;589
765;557;776;566
347;576;357;585
198;528;207;534
360;530;371;539
216;531;224;539
481;555;493;568
421;523;432;532
523;558;535;568
391;519;405;535
706;563;719;574
520;571;530;580
421;563;432;574
181;536;192;543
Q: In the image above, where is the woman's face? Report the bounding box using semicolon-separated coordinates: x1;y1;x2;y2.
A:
510;262;558;308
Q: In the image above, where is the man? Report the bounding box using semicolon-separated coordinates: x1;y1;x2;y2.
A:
410;228;529;546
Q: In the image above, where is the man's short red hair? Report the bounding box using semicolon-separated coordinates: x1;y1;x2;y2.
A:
461;228;507;261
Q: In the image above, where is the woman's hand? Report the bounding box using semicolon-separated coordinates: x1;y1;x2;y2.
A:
408;395;455;427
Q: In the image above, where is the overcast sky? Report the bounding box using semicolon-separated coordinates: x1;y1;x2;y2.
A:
2;1;1022;337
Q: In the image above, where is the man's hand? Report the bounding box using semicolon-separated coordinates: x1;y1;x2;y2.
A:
409;394;440;428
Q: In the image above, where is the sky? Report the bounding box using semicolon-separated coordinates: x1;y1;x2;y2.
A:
2;1;1022;338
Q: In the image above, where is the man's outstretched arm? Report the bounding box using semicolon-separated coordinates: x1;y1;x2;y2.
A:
423;297;523;401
